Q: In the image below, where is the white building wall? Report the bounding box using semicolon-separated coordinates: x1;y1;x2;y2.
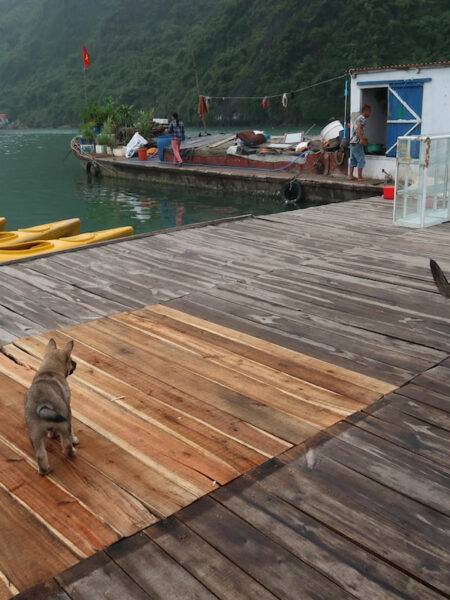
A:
349;65;450;179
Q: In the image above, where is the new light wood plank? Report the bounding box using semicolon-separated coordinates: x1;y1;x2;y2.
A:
0;345;228;491
112;311;367;415
6;337;289;459
46;322;317;444
0;438;118;557
148;304;397;394
0;486;78;593
76;318;345;429
136;306;383;404
0;369;155;537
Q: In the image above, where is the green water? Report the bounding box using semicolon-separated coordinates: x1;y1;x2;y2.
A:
0;129;295;233
0;130;292;233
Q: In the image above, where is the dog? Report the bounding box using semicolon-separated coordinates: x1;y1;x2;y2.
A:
430;259;450;299
24;338;78;475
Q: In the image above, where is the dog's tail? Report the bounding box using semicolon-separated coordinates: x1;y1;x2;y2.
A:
430;259;450;299
37;404;66;423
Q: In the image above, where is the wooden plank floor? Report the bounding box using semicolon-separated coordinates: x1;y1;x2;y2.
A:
0;305;392;597
13;372;450;600
0;197;448;599
0;198;448;385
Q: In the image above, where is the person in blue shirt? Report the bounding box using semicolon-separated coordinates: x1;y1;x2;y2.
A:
168;112;185;166
349;104;371;181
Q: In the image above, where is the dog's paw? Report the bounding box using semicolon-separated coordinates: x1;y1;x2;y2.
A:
38;466;52;476
72;435;80;446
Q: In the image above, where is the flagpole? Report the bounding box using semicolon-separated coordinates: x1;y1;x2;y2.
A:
83;67;87;105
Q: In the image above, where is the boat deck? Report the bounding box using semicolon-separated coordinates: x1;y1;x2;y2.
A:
0;198;448;599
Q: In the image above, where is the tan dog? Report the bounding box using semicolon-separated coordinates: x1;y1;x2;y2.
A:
24;338;78;475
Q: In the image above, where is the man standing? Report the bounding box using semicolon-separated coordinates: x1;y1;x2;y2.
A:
349;104;371;181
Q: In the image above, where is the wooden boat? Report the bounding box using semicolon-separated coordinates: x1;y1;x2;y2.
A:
0;218;80;249
0;226;134;262
0;217;5;231
71;131;348;182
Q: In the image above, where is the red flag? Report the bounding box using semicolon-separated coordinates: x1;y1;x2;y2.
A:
82;46;90;70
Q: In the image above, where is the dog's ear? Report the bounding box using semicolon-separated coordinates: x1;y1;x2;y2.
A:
64;340;74;356
46;338;57;352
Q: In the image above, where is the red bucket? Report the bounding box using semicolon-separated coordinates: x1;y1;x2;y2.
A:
138;147;147;161
383;186;395;200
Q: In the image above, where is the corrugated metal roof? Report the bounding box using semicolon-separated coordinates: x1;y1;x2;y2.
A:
348;61;450;74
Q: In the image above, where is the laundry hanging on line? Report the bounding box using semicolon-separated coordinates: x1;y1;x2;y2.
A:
198;95;209;119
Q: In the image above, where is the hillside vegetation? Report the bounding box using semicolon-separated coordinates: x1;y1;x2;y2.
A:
0;0;448;127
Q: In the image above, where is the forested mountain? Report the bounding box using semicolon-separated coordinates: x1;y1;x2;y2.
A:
0;0;448;127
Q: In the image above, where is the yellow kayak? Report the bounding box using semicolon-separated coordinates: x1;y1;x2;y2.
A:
0;218;81;249
0;226;134;262
0;218;5;231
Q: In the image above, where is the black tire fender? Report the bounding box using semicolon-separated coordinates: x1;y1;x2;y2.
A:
86;161;100;176
282;179;303;203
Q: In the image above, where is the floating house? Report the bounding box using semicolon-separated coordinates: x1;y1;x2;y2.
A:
0;113;8;127
349;61;450;179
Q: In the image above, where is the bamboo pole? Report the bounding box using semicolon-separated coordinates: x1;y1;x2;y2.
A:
192;49;208;134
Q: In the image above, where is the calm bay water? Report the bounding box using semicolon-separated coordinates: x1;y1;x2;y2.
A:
0;129;290;234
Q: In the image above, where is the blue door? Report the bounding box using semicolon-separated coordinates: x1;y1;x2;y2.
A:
386;82;424;157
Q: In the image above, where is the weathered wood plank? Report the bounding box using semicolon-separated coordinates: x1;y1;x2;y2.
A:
347;407;450;467
214;474;447;599
107;532;217;599
277;449;450;552
178;497;354;600
145;517;279;600
56;552;150;600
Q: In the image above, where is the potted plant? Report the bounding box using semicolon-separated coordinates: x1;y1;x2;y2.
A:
95;132;110;154
96;117;115;154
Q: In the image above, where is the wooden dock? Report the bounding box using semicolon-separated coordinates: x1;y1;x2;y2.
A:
0;197;448;599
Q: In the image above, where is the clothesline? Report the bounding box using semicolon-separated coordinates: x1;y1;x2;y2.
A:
206;74;347;100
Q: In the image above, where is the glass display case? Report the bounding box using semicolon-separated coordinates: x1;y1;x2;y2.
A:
394;134;450;228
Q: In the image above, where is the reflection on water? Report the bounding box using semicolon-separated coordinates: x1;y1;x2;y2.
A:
77;174;286;233
0;129;287;233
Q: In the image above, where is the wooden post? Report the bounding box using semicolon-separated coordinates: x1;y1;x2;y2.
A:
192;49;208;134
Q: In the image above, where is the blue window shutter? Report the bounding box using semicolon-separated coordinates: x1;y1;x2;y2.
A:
386;83;424;157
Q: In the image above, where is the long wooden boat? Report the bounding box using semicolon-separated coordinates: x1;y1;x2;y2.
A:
70;135;382;201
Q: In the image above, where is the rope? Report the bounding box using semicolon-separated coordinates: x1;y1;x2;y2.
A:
207;74;347;101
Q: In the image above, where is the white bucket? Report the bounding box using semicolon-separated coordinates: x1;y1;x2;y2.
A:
321;120;343;142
